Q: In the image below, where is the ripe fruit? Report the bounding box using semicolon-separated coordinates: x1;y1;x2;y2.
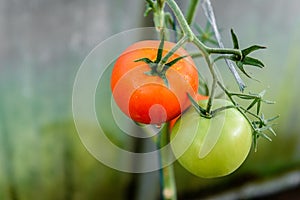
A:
111;40;198;124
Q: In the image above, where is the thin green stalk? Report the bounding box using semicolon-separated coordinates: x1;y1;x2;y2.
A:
207;47;242;58
189;52;203;58
166;0;243;58
161;164;176;200
157;125;177;200
165;0;194;41
166;0;220;113
193;38;216;113
186;0;200;25
206;85;216;112
217;81;236;104
206;72;217;113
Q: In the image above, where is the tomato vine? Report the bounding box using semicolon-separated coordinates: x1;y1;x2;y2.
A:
144;0;277;148
122;0;278;199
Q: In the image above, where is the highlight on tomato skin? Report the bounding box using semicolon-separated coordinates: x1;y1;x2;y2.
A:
110;40;199;124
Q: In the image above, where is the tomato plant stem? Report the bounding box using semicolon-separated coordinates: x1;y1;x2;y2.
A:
144;0;275;196
157;124;177;200
192;38;216;113
165;0;194;41
166;0;220;114
165;0;247;113
161;164;177;200
207;47;242;58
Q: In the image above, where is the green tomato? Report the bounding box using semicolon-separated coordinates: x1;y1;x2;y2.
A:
170;99;252;178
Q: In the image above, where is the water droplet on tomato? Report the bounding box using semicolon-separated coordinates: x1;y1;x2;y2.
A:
155;124;162;129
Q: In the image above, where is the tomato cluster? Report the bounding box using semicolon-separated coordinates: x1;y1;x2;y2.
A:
110;40;252;178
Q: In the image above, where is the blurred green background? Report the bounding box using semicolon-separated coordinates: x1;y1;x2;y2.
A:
1;0;300;199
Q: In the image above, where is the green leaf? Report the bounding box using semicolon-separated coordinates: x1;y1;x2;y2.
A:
194;23;218;46
144;5;152;17
242;45;266;57
206;38;218;46
243;56;265;68
164;12;175;30
155;35;165;63
157;0;164;9
144;0;155;16
134;57;154;64
263;99;276;104
259;132;272;141
163;55;187;71
145;0;155;7
187;93;207;117
194;23;204;34
231;29;239;49
238;95;255;100
205;21;211;32
246;99;258;111
266;115;280;122
258;90;266;97
256;100;261;115
234;93;256;100
266;127;276;136
236;61;252;79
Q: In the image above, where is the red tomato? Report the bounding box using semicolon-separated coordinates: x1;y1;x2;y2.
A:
111;40;198;124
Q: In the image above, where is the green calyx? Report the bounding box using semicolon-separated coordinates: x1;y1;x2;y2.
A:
187;93;212;118
134;37;187;87
213;29;266;80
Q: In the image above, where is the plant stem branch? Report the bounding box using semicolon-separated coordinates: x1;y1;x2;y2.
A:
207;47;242;58
165;0;194;41
193;38;216;113
166;0;222;113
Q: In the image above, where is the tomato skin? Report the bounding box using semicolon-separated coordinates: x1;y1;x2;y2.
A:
170;99;252;178
111;40;198;124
